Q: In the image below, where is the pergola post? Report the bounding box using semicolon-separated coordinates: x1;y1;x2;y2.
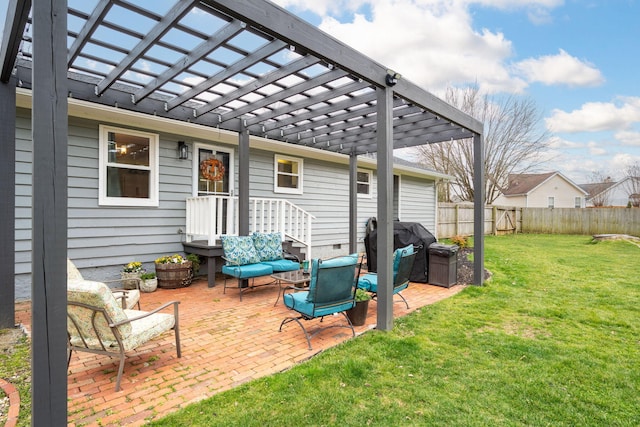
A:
238;119;250;236
473;132;485;285
376;86;394;331
0;77;16;329
349;153;358;254
31;0;68;424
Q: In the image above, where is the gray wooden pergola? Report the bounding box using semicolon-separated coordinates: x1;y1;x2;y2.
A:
0;0;484;424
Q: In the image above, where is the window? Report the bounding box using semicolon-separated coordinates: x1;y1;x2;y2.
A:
575;196;582;208
99;125;159;206
357;169;372;197
548;196;555;208
274;155;303;194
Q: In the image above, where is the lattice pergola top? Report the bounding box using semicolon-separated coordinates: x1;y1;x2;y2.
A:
5;0;482;155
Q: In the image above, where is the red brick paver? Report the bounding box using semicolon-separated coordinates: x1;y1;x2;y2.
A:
15;274;465;426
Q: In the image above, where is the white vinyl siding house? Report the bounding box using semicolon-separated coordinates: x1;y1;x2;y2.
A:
13;106;444;299
495;172;587;208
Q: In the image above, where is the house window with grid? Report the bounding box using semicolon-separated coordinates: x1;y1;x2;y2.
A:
574;196;582;208
99;125;159;207
357;169;372;197
274;155;303;194
548;196;555;208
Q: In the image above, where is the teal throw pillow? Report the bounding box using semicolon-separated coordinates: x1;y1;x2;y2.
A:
251;232;283;262
221;235;261;266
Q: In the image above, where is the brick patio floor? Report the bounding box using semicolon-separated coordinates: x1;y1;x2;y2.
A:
15;273;465;426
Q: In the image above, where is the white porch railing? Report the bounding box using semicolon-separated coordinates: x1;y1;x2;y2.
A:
185;196;315;259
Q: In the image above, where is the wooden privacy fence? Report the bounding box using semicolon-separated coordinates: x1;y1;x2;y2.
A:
437;204;640;238
522;207;640;236
437;203;522;238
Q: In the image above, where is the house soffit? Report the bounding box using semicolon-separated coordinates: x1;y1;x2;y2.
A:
4;0;482;156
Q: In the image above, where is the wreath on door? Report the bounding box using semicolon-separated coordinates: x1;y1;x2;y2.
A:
200;158;225;181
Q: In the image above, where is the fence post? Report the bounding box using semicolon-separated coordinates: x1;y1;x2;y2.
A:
492;205;497;235
455;204;460;236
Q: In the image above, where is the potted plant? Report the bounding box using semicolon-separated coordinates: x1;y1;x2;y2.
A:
155;254;193;289
186;253;201;276
139;272;158;293
346;288;372;326
121;261;144;290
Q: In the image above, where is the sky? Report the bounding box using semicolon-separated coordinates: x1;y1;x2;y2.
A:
272;0;640;184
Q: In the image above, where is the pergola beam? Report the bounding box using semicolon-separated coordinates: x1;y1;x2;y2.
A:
0;0;32;82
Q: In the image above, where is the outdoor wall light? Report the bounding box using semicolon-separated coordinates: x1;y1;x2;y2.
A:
177;141;188;160
385;70;401;87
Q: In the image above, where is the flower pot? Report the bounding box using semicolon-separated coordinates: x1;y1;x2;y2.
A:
346;300;370;326
120;272;141;290
139;278;158;293
155;261;192;289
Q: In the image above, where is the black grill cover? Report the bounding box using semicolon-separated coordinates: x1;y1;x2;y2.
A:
364;221;437;283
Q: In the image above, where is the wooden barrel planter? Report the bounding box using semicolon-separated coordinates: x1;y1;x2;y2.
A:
155;261;193;289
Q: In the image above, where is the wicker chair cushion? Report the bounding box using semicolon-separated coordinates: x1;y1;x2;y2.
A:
67;280;132;343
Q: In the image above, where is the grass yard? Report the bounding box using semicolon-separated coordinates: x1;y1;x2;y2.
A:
151;234;639;426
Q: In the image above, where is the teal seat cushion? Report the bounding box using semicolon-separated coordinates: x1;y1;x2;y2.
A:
283;291;355;317
222;263;273;279
251;232;283;262
221;235;261;266
357;273;377;292
262;259;300;272
357;273;408;294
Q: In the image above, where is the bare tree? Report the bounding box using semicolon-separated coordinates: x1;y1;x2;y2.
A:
416;86;550;203
585;171;614;207
621;162;640;207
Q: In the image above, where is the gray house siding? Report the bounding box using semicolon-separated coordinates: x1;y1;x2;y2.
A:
14;112;439;299
397;175;437;233
15;111;196;298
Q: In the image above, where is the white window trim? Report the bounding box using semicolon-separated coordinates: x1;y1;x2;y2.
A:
548;196;555;208
274;154;303;194
357;168;373;198
98;124;159;207
192;142;235;197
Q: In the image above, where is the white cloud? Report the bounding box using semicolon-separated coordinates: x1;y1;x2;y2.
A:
513;49;604;87
615;130;640;146
587;141;607;156
313;1;527;94
547;136;583;149
274;1;595;95
545;97;640;133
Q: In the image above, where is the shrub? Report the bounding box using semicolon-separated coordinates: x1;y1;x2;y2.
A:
450;235;469;248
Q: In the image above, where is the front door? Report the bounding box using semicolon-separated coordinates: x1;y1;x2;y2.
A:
194;144;234;234
195;145;233;196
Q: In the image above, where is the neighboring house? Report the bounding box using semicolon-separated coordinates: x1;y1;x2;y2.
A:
494;172;588;208
12;93;448;300
580;177;640;207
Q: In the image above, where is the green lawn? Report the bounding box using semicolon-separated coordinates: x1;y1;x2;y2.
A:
151;234;639;426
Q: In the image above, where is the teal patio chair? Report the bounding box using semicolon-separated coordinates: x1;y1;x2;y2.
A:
358;245;417;309
279;254;361;350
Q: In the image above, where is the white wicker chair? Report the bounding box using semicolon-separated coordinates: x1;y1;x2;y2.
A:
67;258;140;309
67;280;181;391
